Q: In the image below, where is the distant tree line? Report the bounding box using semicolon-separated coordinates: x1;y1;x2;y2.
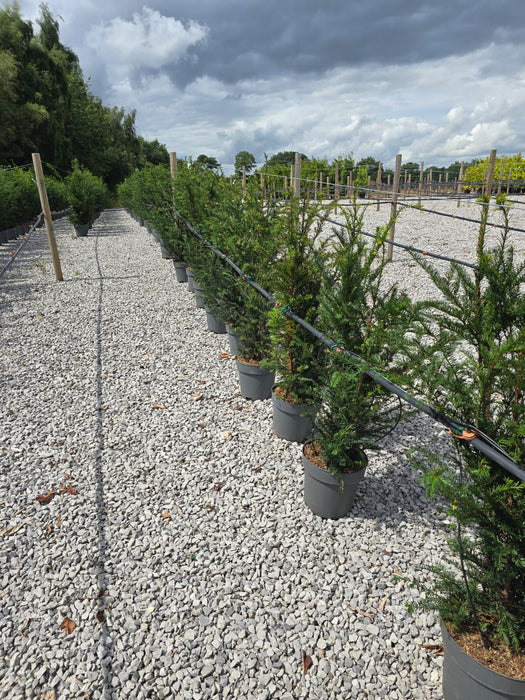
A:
0;2;169;189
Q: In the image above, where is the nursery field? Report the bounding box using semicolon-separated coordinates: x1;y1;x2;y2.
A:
0;199;523;699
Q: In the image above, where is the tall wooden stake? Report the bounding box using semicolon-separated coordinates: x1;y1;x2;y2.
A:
457;161;464;207
32;153;63;281
376;162;382;211
387;153;402;262
294;152;301;198
497;157;505;195
169;152;177;179
484;149;497;198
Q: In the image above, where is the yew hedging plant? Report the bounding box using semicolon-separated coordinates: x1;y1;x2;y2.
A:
311;201;415;483
67;160;108;227
264;196;331;404
408;195;525;656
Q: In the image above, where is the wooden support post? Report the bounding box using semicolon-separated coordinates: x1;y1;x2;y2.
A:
169;152;177;179
418;161;423;205
457;161;464;207
294;152;301;198
387;153;402;262
497;157;505;195
32;153;63;281
376;162;382;211
349;171;353;198
484;149;497;198
507;167;512;194
334;163;340;199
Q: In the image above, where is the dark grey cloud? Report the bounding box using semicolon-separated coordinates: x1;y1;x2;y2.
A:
16;0;525;169
140;0;525;87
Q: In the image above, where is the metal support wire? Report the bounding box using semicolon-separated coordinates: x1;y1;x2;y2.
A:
177;211;525;482
0;214;43;279
324;216;476;269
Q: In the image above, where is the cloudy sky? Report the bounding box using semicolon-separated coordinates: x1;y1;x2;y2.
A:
17;0;525;172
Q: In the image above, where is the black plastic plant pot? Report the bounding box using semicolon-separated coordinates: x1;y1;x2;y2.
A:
302;444;367;520
272;388;315;443
74;223;90;237
205;309;226;334
193;282;205;309
440;621;525;700
236;359;275;400
226;326;240;356
173;261;188;283
186;268;195;292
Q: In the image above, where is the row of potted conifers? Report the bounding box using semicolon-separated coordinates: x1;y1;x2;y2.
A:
137;200;410;525
132;193;525;700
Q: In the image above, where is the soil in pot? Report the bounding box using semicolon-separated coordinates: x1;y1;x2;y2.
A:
302;441;367;520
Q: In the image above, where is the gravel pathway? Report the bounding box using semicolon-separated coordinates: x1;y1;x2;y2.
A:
1;201;522;699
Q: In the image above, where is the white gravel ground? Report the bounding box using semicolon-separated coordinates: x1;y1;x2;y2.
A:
1;199;524;699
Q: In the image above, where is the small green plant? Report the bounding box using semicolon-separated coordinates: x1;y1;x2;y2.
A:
32;255;47;275
407;194;525;657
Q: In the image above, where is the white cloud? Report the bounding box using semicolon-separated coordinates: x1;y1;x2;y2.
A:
85;6;208;86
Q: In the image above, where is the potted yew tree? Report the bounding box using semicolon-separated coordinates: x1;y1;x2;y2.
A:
407;195;525;698
264;196;331;441
303;201;414;518
67;161;108;237
229;183;281;399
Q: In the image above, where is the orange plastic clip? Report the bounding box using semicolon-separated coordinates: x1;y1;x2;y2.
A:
448;428;476;441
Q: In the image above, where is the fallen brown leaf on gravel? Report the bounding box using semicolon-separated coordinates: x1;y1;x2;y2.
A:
161;512;171;520
346;603;374;620
36;489;57;505
0;523;24;537
220;353;231;359
301;651;312;674
59;617;76;635
153;403;166;409
193;393;204;401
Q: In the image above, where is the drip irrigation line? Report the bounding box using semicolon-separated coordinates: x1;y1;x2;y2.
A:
176;211;525;482
0;214;43;279
324;216;475;269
